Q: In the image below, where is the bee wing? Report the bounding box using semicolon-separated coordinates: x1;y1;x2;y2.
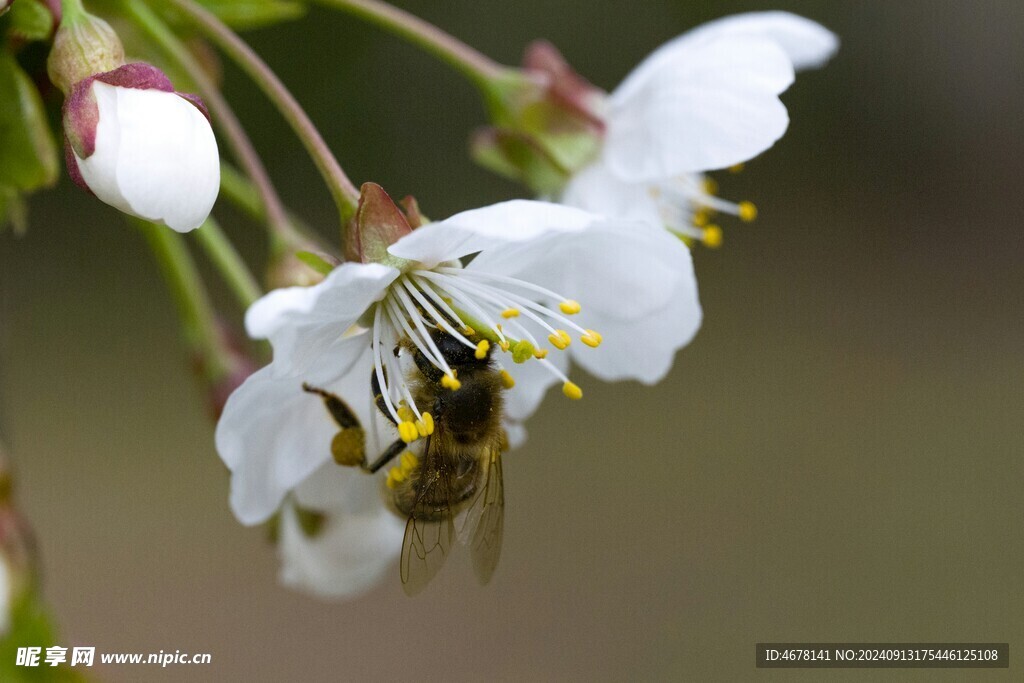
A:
462;446;505;586
399;459;457;596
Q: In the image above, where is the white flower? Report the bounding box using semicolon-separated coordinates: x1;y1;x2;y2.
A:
62;63;220;232
561;12;837;245
216;197;699;594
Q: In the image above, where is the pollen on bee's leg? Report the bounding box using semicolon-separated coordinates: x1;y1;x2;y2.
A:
398;421;419;443
562;381;583;400
441;372;461;391
386;466;407;489
559;300;581;315
475;340;490;359
330;428;366;467
416;412;434;437
548;330;571;350
580;329;602;348
399;451;419;475
738;201;758;222
702;225;723;249
499;369;515;389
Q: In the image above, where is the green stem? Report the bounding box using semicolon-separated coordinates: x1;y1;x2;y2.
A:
135;218;230;381
59;0;87;24
122;0;298;244
193;217;262;309
312;0;505;89
159;0;361;222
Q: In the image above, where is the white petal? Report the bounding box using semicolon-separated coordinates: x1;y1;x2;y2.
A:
76;83;220;232
215;336;369;525
501;350;569;422
678;11;838;71
388;200;598;266
606;34;793;178
560;160;663;225
245;262;397;378
278;502;403;599
473;221;701;384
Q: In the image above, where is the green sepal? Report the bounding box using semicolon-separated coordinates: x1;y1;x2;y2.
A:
0;53;58;193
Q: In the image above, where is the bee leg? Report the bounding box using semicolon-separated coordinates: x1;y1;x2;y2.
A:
303;383;367;468
364;438;407;474
370;369;398;426
302;383;361;429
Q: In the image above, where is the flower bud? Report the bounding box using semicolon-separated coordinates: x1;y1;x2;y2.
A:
473;41;605;195
46;5;124;94
60;63;220;232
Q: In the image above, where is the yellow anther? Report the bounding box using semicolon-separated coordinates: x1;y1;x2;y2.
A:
386;467;406;489
330;428;366;467
499;369;515;389
501;308;520;319
399;451;419;474
396;404;415;423
498;340;510;352
702;225;723;249
533;348;549;359
728;163;745;174
441;373;461;391
398;421;419;443
559;300;581;315
562;381;583;400
580;329;602;348
420;412;434;435
693;210;710;227
548;330;571;350
702;177;718;195
738;201;758;222
511;340;535;364
475;340;490;360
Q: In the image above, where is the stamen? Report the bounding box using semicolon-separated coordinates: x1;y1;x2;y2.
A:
399;451;419;474
728;163;745;174
580;330;602;347
501;308;520;319
702;226;723;249
548;330;571;350
396;404;415;423
390;286;455;377
534;348;549;359
435;267;576;308
385;467;405;489
562;381;583;400
372;305;399;424
441;372;461;391
559;300;581;315
400;277;475;350
418;412;434;436
416;271;507;344
475;340;490;359
738;201;757;222
499;369;515;389
398;421;419;444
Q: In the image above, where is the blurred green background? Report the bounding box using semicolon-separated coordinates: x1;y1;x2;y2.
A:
2;0;1023;680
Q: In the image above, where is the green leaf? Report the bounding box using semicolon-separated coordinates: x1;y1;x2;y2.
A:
0;53;59;192
6;0;55;42
195;0;306;30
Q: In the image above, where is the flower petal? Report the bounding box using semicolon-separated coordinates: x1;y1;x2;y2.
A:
75;83;220;232
473;220;701;384
387;200;598;266
606;34;794;178
677;11;839;71
560;160;663;225
278;501;404;599
215;335;369;525
245;262;397;378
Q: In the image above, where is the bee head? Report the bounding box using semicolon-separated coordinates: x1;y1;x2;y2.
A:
432;329;491;369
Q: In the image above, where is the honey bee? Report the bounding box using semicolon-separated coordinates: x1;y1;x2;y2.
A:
303;329;507;595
